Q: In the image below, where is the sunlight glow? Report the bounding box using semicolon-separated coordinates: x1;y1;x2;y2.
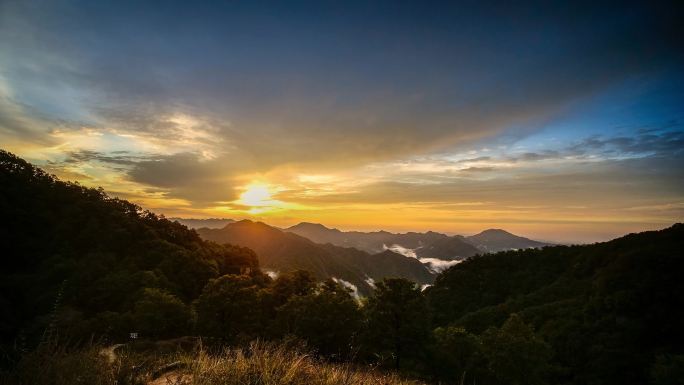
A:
240;184;273;207
236;182;292;215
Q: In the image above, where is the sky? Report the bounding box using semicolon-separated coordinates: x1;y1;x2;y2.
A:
1;0;682;243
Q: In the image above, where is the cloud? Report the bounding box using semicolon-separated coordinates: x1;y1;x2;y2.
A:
384;244;465;273
127;152;251;204
331;277;360;299
566;128;684;157
383;244;417;258
291;150;684;214
420;258;463;273
0;78;68;149
460;166;495;173
61;150;157;166
1;1;682;242
2;1;681;171
264;270;279;279
512;151;562;162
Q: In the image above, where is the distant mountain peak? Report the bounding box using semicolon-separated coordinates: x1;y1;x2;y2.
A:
171;217;235;229
286;221;553;257
466;228;550;253
196;219;435;296
285;222;344;239
477;228;513;235
229;219;254;227
290;222;335;231
225;219;280;232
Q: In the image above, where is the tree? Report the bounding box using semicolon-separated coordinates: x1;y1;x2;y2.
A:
363;278;430;369
0;150;257;349
481;313;551;385
650;355;684;385
131;288;193;339
430;326;486;383
271;270;317;306
276;279;362;359
194;275;268;343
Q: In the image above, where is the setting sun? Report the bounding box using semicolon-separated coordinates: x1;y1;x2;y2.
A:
240;184;273;207
237;183;286;214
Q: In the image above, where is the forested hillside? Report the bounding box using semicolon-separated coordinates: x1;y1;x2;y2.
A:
286;222;552;260
465;228;551;252
0;151;257;348
286;222;452;254
427;224;684;384
197;220;434;295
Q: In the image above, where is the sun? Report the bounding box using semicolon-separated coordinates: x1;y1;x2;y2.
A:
240;184;273;207
238;182;289;214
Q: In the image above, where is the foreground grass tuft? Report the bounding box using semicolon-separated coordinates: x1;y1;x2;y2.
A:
186;341;419;385
1;341;423;385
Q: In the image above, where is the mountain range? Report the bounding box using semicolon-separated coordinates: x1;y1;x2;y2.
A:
194;220;552;295
465;228;550;253
285;222;551;257
171;217;235;229
196;220;434;295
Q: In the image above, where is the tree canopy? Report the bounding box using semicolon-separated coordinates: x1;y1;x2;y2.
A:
0;150;257;347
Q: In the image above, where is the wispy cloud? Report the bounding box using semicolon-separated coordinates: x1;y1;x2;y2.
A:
0;0;682;242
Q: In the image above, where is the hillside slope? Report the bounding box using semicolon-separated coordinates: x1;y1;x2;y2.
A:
171;217;235;229
465;228;551;252
414;235;481;260
287;222;546;257
0;150;257;346
197;221;435;295
286;222;448;253
427;224;684;385
318;245;435;286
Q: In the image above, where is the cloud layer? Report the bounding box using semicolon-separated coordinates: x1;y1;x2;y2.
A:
1;0;682;242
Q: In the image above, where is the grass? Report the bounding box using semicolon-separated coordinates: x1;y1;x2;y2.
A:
0;341;117;385
1;340;423;385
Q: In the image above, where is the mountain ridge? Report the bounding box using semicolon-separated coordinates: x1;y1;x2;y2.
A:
465;228;551;252
196;220;435;295
171;217;235;229
284;221;550;257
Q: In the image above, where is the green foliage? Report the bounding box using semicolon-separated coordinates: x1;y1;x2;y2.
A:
271;270;318;306
192;271;363;357
650;355;684;385
480;314;552;385
131;288;194;339
429;326;485;383
363;278;430;370
427;314;550;385
427;224;684;385
194;275;269;343
0;150;257;350
276;279;362;359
